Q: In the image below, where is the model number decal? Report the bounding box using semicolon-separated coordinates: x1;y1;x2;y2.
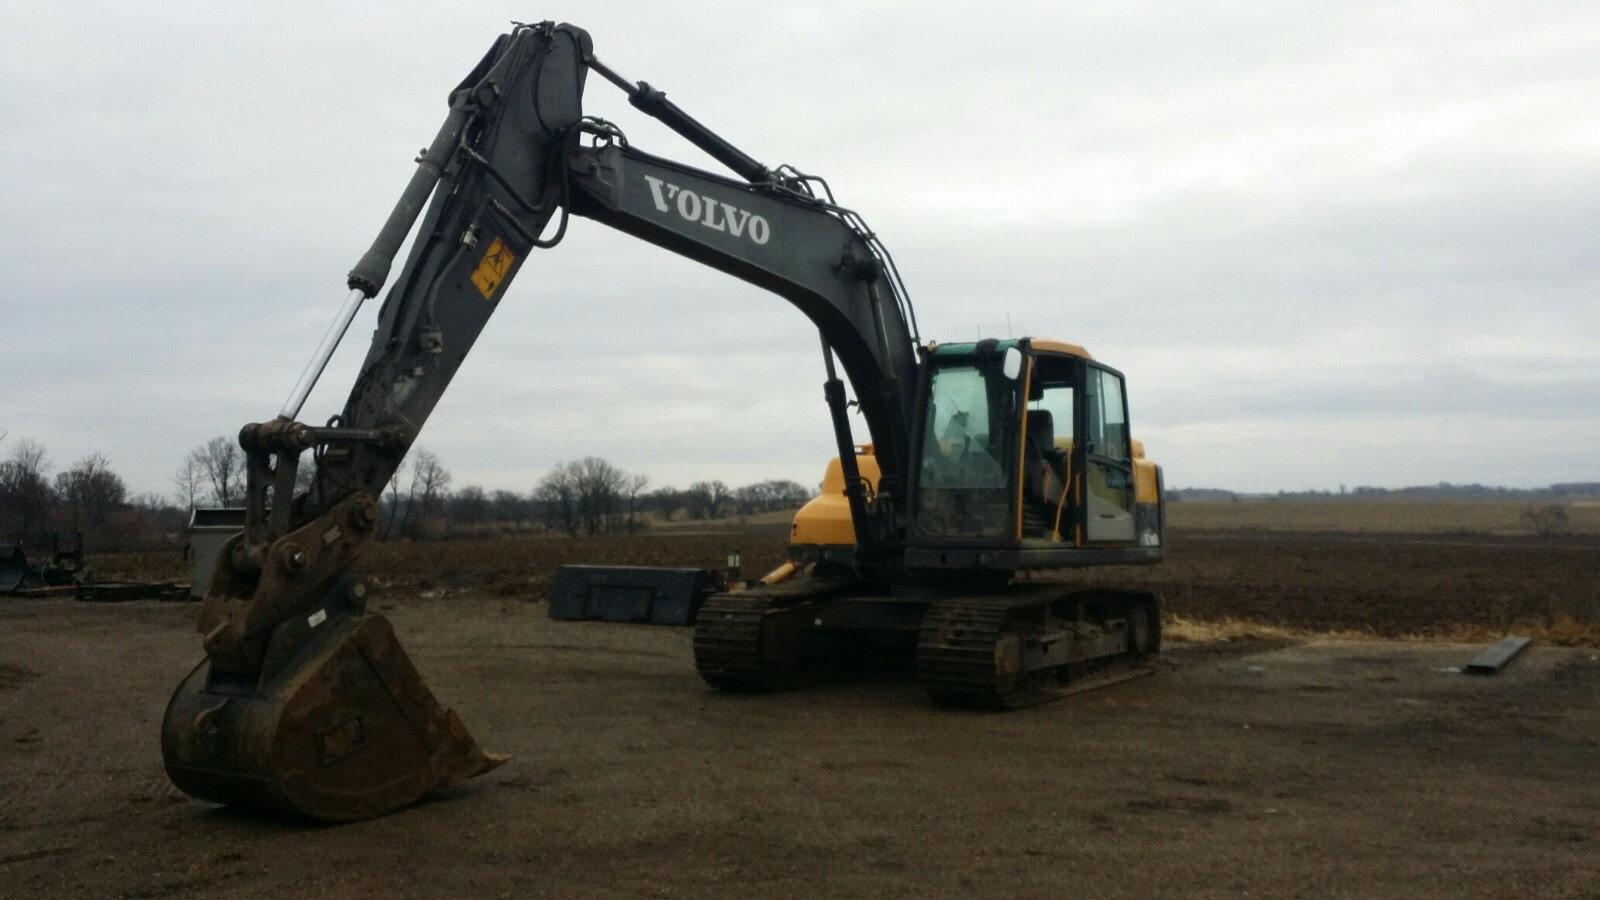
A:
643;176;770;245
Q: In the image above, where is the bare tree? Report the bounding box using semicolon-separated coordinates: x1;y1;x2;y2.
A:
624;473;649;534
174;454;206;510
646;486;682;520
573;456;627;536
450;485;489;526
54;453;127;531
399;449;451;538
687;479;732;519
709;480;732;518
531;458;639;536
0;439;54;543
414;451;452;519
490;489;528;524
382;469;403;540
733;479;813;514
189;437;244;507
533;462;582;537
683;481;712;520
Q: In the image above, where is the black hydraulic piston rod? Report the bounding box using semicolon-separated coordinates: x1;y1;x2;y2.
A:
346;107;474;299
584;53;772;185
820;335;873;560
280;104;473;421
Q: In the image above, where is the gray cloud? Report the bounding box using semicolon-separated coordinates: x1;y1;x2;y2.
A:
3;1;1596;497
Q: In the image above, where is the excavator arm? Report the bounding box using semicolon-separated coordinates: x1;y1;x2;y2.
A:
164;21;923;821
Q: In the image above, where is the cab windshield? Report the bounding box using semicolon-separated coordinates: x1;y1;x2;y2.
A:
913;358;1017;538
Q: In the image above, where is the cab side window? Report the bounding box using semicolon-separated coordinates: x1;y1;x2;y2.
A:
1087;368;1128;462
1084;367;1135;542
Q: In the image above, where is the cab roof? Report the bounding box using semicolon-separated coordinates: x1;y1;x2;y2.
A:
923;337;1093;360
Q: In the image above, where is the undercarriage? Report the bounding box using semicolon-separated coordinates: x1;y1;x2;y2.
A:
693;577;1161;708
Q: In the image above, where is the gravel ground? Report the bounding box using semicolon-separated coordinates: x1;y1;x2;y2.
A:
2;579;1597;898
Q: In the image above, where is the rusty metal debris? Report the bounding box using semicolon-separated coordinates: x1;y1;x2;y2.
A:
76;582;189;603
3;532;192;603
1;532;91;594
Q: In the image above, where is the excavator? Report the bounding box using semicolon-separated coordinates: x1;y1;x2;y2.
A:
161;21;1165;822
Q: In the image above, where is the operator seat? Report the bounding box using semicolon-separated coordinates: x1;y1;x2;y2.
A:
1026;410;1067;506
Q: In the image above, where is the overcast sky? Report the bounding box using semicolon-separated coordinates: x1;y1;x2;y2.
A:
3;1;1597;498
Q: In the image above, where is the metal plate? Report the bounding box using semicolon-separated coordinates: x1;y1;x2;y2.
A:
1464;636;1533;675
549;565;710;626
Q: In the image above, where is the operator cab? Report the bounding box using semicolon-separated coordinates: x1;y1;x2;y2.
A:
903;338;1163;572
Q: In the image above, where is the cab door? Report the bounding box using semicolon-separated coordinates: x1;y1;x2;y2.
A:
1080;365;1136;542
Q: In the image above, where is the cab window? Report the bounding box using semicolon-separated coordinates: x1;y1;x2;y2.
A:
914;360;1013;538
920;364;1005;489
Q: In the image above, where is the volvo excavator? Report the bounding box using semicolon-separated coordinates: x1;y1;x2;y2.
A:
161;21;1166;822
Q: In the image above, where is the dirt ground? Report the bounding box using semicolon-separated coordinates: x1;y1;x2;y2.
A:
3;530;1598;898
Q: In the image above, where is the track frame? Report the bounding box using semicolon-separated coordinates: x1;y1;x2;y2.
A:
693;579;1161;708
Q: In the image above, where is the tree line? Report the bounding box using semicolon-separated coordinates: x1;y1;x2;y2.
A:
0;433;175;552
523;457;811;538
390;454;812;539
1;429;813;550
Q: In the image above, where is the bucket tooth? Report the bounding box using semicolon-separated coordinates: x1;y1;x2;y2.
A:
162;613;503;822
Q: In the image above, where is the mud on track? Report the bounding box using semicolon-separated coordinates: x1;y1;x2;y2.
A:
3;529;1597;897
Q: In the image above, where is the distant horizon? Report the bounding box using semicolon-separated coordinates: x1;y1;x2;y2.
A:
6;424;1597;508
1170;481;1600;499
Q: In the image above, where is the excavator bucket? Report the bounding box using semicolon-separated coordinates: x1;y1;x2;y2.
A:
162;612;504;822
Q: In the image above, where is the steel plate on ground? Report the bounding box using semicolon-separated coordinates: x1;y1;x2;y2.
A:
548;565;711;626
1464;636;1533;675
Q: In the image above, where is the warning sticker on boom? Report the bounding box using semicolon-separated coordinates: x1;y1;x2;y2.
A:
470;237;514;299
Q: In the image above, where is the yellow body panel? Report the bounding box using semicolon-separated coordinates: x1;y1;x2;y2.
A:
1134;460;1159;504
1026;338;1093;360
790;450;881;547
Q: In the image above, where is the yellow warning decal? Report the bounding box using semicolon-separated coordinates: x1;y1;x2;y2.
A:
470;237;514;299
